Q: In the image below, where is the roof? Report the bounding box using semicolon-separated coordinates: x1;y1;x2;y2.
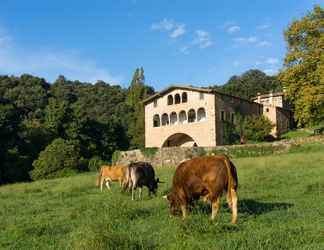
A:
142;84;261;106
142;85;213;104
251;92;284;101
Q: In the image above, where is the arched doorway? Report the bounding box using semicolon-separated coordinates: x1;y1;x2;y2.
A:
162;133;197;147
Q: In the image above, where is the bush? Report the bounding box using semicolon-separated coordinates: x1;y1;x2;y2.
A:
111;150;121;165
140;147;158;158
30;138;81;180
242;115;274;142
88;156;106;172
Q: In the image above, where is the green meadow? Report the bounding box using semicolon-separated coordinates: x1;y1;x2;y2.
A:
1;143;324;250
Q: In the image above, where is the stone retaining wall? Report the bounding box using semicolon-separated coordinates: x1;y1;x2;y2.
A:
115;135;324;167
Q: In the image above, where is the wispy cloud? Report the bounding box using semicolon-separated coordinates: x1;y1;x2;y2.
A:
256;24;271;30
234;36;258;44
0;29;122;84
179;46;190;55
257;40;271;47
151;18;186;39
227;25;240;34
193;30;213;48
263;68;277;75
233;60;240;67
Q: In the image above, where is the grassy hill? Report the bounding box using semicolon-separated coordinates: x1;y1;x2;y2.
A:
1;143;324;250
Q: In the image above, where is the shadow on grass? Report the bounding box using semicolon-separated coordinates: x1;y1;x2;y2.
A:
239;199;293;215
190;199;293;217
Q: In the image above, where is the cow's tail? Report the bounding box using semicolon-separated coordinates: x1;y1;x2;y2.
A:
223;155;238;197
96;167;103;187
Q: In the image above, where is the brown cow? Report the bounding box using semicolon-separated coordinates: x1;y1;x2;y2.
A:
164;155;238;224
96;165;126;192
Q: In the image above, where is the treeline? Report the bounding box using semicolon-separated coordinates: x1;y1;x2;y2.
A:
0;68;153;184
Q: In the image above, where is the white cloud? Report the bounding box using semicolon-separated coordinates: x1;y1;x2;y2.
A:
256;24;271;30
151;18;186;39
0;30;122;84
179;46;190;55
193;30;213;48
227;25;240;34
170;24;186;38
257;40;271;47
265;57;279;65
233;36;258;44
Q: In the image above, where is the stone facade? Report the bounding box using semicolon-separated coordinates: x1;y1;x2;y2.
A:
143;85;293;148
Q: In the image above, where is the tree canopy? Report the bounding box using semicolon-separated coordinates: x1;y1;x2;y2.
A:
279;5;324;126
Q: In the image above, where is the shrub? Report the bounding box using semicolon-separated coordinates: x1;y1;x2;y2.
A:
140;147;158;158
241;115;274;142
30;138;80;180
111;150;121;165
88;156;106;172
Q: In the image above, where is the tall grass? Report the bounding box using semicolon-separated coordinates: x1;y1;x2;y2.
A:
1;143;324;249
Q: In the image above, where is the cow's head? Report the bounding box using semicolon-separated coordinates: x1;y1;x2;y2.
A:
163;192;180;215
148;178;161;196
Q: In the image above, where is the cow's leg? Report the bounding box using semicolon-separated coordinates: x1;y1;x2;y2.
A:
100;178;104;192
138;187;142;199
105;179;111;190
132;186;136;201
180;205;187;219
230;188;238;224
226;191;232;210
211;196;221;220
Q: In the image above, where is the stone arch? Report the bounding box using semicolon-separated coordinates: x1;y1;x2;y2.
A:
170;112;177;125
182;92;188;103
188;109;196;123
167;95;173;105
175;94;181;104
153;114;160;127
197;107;206;122
161;113;169;126
179;110;187;124
162;133;197;147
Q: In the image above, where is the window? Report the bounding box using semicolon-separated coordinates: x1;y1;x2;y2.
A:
179;111;187;124
170;112;177;125
188;109;196;123
182;92;188;103
153;114;160;127
161;113;169;126
154;99;157;107
199;92;204;100
221;111;225;121
231;113;235;123
266;108;269;112
175;94;181;104
197;108;206;122
167;95;173;105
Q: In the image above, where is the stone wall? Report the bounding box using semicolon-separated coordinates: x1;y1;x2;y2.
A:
115;135;324;167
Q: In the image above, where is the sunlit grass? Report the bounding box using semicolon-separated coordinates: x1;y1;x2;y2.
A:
1;143;324;249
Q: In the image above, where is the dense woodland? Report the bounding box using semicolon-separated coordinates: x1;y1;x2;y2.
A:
0;6;322;184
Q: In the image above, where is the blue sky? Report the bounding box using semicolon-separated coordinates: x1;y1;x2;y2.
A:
0;0;322;90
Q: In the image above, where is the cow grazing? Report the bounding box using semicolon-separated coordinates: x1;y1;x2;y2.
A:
124;162;161;200
96;165;126;192
164;155;238;224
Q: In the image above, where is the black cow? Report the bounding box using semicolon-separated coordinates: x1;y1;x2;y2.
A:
124;162;160;200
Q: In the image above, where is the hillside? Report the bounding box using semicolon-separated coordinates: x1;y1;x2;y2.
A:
1;143;324;249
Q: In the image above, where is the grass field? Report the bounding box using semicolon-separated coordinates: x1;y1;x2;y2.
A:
1;143;324;250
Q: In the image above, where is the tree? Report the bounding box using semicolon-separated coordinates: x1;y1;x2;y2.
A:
279;5;324;126
127;68;154;148
30;138;81;180
215;69;282;100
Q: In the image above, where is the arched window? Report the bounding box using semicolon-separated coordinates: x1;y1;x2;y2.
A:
197;108;206;122
175;94;181;104
153;114;160;127
167;95;173;105
182;92;188;103
179;110;187;124
188;109;196;123
170;112;177;125
161;113;169;126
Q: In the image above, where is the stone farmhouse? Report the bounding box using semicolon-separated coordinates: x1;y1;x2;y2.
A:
143;85;293;148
